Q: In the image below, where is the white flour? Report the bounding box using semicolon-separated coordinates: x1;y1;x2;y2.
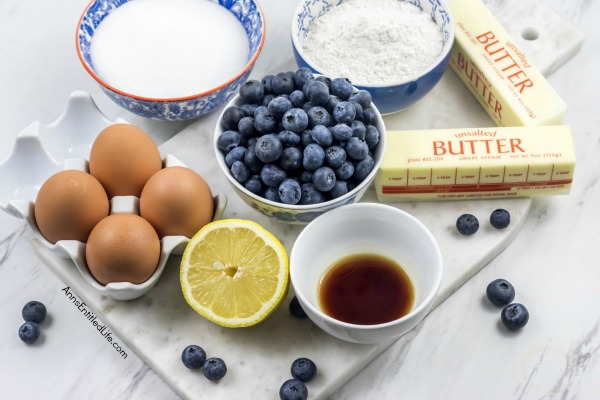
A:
302;0;444;85
90;0;249;98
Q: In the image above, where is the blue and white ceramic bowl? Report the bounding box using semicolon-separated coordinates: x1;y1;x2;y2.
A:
291;0;454;115
76;0;265;121
213;89;387;225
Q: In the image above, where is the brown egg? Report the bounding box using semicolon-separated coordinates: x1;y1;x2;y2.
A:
89;123;162;198
86;214;160;285
34;170;109;244
139;166;214;238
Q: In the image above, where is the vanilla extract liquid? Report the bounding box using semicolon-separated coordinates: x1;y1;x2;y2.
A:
318;253;414;325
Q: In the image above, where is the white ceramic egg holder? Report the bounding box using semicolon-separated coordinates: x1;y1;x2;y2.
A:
0;91;226;301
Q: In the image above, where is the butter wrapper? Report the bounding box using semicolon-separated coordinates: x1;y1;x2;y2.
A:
449;0;566;127
375;125;575;202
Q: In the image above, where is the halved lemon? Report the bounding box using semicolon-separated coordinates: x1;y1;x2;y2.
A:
180;219;289;328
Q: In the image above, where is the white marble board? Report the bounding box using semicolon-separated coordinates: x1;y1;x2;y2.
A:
31;2;584;399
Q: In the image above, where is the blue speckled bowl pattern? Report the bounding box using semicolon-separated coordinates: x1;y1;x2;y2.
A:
77;0;264;121
292;0;454;114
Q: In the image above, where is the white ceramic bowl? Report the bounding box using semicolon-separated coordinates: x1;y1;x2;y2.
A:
214;87;386;225
290;203;443;344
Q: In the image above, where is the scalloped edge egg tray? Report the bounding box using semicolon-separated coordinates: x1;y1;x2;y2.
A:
0;91;227;301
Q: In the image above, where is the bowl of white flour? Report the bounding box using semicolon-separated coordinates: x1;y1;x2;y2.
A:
292;0;454;114
77;0;265;121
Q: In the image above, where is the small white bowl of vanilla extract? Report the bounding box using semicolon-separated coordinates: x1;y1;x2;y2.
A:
290;203;443;344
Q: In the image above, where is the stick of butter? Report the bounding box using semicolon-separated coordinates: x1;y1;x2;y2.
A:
375;126;575;202
449;0;566;126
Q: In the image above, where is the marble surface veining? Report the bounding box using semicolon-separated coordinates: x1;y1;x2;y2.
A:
0;0;598;399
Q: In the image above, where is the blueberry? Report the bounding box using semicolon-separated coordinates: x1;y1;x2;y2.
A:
253;105;268;118
272;72;295;95
282;108;309;133
294;67;314;88
290;90;306;108
490;209;511;229
325;146;346;168
330;77;353;100
456;214;479;235
351;120;366;140
365;125;380;150
351;89;372;109
298;170;313;184
307;106;332;128
333;101;356;124
311;125;333;147
245;144;264;173
278;130;301;148
345;137;369;160
203;357;227;381
18;321;40;344
289;296;308;318
221;106;245;131
305;80;330;106
335;161;354;180
300;183;325;205
331;123;353;141
255;112;278;134
315;75;332;87
265;186;281;202
501;303;529;331
262;94;276;107
312;166;336;192
325;95;340;114
268;96;293;119
301;101;315;113
261;74;275;94
238;117;256;139
353;155;375;181
330;180;349;198
231;160;250;183
245;175;265;195
255;134;283;163
225;146;247;168
300;130;315;147
349;100;363;121
279;379;308;400
22;301;47;324
303;143;325;171
239;80;264;103
362;107;376;125
280;147;302;171
217;130;241;153
279;179;302;205
486;279;516;307
181;345;206;369
240;103;259;117
291;357;317;383
261;163;287;187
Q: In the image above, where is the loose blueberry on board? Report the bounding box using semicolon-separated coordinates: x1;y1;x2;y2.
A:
181;345;207;369
279;379;308;400
290;357;317;383
18;321;40;344
501;303;529;331
289;296;308;319
490;208;511;229
456;214;479;235
486;279;516;307
22;301;47;324
202;357;228;381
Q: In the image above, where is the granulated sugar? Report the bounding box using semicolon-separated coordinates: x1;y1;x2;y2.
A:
302;0;444;85
90;0;249;98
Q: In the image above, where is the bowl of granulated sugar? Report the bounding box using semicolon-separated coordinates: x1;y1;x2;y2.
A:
292;0;454;114
77;0;265;121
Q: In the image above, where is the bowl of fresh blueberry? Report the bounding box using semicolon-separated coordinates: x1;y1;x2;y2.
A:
214;68;386;224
